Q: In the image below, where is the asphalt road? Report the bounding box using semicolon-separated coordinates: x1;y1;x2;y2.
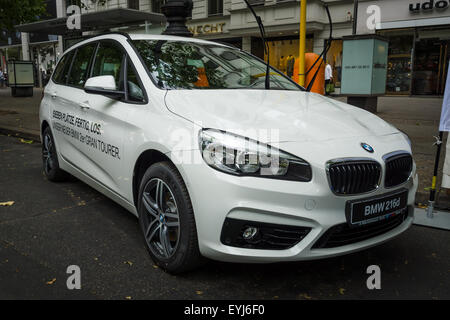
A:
0;134;449;300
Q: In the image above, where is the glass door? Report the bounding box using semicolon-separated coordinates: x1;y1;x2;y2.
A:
380;33;414;95
412;38;442;95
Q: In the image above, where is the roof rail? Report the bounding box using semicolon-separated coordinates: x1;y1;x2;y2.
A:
86;31;131;40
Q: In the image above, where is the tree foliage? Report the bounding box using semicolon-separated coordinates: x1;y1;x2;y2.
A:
69;0;107;10
0;0;47;32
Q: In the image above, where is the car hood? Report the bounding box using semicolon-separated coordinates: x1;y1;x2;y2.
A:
164;90;398;143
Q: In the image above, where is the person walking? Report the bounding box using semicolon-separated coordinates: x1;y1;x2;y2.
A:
325;62;333;95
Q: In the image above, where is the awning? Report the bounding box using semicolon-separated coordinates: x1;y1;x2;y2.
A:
15;8;166;35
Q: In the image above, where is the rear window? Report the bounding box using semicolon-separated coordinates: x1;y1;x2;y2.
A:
52;51;74;84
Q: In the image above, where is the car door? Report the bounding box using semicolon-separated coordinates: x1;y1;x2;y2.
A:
79;40;146;198
50;42;98;173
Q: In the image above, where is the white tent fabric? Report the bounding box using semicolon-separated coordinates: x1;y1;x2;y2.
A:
441;63;450;188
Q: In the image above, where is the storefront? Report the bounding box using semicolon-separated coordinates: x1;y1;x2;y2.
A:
357;0;450;95
326;40;343;89
262;36;314;79
0;33;58;86
186;18;243;48
185;1;349;83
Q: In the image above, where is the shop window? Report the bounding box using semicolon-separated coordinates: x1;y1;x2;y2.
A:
378;32;414;95
152;0;166;13
413;37;449;96
208;0;223;16
263;37;314;81
128;0;139;10
325;40;343;88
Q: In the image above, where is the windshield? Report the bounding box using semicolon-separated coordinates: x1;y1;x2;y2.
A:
132;40;302;91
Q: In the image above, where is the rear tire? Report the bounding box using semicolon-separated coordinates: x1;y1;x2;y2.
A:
42;126;69;182
138;162;202;274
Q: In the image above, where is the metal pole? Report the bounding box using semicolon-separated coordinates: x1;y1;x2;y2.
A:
427;131;444;218
298;0;307;86
37;47;43;88
161;0;193;37
352;0;358;35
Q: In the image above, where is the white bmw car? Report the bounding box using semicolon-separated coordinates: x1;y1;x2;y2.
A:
40;33;418;273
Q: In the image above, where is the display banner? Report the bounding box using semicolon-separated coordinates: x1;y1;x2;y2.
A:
439;62;450;132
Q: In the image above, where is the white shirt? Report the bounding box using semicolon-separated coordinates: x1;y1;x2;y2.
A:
325;64;332;81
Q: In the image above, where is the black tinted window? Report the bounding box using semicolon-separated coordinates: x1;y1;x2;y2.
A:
67;43;97;88
52;51;74;84
92;41;124;90
126;59;145;102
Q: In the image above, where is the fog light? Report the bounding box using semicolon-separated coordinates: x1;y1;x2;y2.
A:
221;218;311;250
242;227;258;240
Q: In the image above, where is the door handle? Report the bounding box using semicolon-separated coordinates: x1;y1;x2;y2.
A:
79;102;90;110
51;92;57;99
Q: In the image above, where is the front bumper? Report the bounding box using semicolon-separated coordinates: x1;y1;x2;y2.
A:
174;149;418;263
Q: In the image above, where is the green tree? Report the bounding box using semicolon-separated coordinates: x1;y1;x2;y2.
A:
68;0;107;10
0;0;47;32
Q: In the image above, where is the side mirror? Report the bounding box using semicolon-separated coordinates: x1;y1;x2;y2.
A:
84;75;125;100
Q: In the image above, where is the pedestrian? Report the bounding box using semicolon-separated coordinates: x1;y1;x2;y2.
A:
325;62;333;95
0;69;5;88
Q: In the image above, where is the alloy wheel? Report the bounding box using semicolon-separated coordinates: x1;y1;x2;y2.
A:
141;178;181;259
42;133;54;175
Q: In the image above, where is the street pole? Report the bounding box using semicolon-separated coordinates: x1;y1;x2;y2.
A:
352;0;358;35
427;131;444;218
298;0;307;87
161;0;193;37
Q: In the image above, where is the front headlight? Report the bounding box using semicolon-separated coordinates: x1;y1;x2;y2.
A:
199;129;312;181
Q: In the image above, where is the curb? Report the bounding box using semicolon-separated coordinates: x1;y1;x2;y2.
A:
0;126;41;143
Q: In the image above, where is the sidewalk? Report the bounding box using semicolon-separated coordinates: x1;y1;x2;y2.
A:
0;87;41;140
0;87;447;207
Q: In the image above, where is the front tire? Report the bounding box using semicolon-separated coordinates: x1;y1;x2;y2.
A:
138;162;202;274
42;126;68;182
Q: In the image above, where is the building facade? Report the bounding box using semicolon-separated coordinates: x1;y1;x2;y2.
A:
356;0;450;95
5;0;449;95
186;0;354;88
61;0;354;90
0;0;59;86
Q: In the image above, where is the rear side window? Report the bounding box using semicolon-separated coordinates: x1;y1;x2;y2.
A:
67;43;97;88
52;51;74;84
91;41;124;90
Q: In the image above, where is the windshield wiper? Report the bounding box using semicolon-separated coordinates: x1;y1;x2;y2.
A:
243;0;270;90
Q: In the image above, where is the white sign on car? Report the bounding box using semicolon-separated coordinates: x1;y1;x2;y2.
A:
40;33;418;273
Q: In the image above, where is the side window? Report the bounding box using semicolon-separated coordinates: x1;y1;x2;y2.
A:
92;41;124;90
67;43;97;88
126;59;145;102
52;51;74;84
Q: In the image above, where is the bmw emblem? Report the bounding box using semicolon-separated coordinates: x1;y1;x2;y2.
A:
361;143;374;153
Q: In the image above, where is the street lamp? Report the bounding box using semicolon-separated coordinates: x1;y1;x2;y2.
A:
161;0;193;37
